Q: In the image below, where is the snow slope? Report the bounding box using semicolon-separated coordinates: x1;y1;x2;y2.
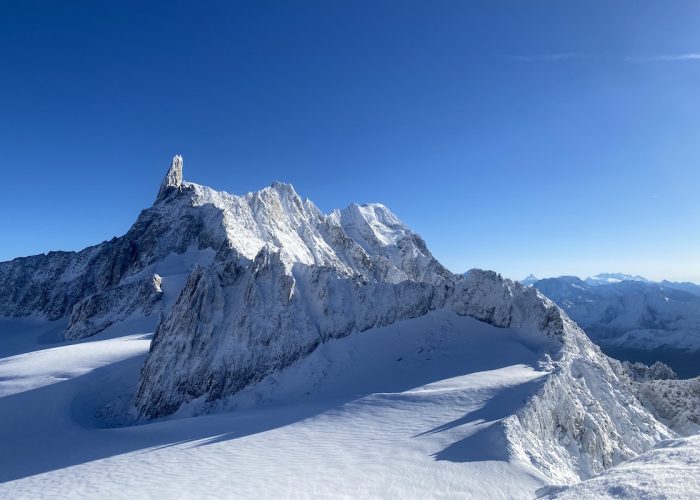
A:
0;288;674;497
1;311;554;499
539;435;700;499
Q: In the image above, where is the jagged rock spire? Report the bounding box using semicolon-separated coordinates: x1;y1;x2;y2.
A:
157;155;183;200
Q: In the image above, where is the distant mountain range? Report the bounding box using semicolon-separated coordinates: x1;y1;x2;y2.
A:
518;273;700;376
584;272;651;286
524;273;700;294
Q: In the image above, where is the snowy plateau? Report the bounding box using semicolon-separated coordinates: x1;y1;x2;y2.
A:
0;156;698;499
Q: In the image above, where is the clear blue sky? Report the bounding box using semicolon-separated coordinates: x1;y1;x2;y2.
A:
2;1;699;282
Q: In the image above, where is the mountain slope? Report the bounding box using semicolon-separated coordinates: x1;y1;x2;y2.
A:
539;435;700;499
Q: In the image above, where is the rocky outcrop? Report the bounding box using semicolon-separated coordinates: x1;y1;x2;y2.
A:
157;155;183;200
611;359;700;436
505;318;672;483
619;360;678;382
64;273;163;340
632;377;700;436
0;157;227;339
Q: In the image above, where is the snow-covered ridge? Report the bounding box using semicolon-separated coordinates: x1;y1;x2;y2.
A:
0;156;447;339
136;255;672;483
610;360;700;437
134;266;564;419
505;316;672;483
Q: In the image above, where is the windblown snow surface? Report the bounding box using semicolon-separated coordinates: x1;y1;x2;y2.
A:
1;311;553;499
538;435;700;499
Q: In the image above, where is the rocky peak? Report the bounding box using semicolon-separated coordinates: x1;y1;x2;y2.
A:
270;180;297;194
157;155;184;200
521;274;539;286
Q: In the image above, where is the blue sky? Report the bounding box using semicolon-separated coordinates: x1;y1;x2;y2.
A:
1;1;699;282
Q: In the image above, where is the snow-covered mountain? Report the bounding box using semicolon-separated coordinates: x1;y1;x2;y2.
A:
585;273;650;286
520;274;539;287
0;156;693;496
130;160;678;479
0;156;223;340
529;276;700;354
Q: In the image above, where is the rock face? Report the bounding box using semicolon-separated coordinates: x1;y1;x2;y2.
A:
611;360;700;436
64;273;164;340
157;155;183;200
135;266;566;419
